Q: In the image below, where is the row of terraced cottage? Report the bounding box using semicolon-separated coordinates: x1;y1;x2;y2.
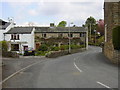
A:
0;20;88;54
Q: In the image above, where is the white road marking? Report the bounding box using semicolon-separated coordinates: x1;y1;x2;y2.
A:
0;61;43;85
74;62;82;72
97;81;112;89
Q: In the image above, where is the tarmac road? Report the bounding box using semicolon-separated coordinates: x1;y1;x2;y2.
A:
2;46;118;89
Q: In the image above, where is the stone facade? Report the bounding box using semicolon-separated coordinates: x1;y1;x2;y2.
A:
34;27;88;50
104;1;120;64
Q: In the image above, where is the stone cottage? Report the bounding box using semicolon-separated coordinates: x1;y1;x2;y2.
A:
35;26;88;50
104;1;120;64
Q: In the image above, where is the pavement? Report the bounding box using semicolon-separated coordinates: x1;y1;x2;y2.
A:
2;46;119;89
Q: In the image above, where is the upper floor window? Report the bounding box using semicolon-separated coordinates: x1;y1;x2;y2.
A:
11;34;19;40
80;33;85;37
68;33;73;37
42;33;46;38
58;33;63;37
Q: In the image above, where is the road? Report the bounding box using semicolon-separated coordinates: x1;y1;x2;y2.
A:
2;46;118;89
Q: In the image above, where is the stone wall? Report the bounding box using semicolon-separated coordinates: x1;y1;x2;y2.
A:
104;2;120;64
104;42;119;64
46;48;86;58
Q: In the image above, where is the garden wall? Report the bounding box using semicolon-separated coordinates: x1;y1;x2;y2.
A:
46;48;86;58
104;42;120;64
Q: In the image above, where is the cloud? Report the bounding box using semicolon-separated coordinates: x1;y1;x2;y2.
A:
28;9;38;16
4;0;104;26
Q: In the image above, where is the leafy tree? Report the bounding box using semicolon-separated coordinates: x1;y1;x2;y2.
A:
85;16;96;34
57;21;67;27
96;19;104;35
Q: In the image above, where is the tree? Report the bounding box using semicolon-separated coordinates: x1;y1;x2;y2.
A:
96;19;104;35
85;16;96;34
57;21;67;27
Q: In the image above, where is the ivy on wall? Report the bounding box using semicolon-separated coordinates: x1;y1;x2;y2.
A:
112;26;120;50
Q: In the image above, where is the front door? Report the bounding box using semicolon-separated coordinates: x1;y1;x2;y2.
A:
24;46;28;51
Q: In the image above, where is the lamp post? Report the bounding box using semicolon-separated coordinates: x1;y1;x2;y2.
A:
94;30;96;46
85;26;88;50
89;23;91;41
68;22;73;53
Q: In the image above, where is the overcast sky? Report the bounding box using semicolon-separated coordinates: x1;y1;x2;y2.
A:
1;0;104;26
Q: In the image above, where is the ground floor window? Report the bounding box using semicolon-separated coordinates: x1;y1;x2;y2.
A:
11;44;19;51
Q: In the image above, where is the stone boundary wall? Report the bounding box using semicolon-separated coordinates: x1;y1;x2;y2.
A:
2;51;19;58
104;42;120;64
46;48;86;58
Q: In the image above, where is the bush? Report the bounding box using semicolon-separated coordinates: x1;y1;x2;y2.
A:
35;51;49;56
60;45;69;50
50;46;60;51
0;41;8;52
38;44;48;51
112;26;120;50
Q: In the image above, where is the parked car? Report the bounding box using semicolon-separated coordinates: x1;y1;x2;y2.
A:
24;47;35;56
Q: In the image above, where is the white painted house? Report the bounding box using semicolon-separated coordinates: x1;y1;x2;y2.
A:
4;27;35;54
0;19;15;41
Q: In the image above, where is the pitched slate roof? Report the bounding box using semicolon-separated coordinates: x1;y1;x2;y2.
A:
0;19;11;30
5;27;33;34
35;27;87;33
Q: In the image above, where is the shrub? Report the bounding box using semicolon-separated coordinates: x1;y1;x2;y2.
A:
38;44;48;51
35;51;49;56
50;46;60;51
0;41;8;52
60;45;69;50
112;26;120;50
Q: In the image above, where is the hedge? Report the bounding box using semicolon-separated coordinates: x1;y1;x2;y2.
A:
112;26;120;50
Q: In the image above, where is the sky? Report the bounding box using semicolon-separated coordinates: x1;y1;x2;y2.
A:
1;0;104;27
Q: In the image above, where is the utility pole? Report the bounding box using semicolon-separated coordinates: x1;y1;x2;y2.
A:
86;27;88;50
89;23;91;41
94;30;96;46
68;22;73;53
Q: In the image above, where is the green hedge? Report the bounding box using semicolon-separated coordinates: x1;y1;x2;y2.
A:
50;46;60;51
38;44;48;51
112;26;120;50
35;51;49;56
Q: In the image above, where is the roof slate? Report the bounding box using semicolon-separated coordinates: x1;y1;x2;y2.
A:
0;19;11;30
5;27;33;34
5;26;87;34
35;27;87;33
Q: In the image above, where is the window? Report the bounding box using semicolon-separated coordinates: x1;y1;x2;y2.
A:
42;33;46;38
68;33;73;37
11;34;20;40
11;34;14;40
11;44;19;51
58;33;63;37
80;33;85;37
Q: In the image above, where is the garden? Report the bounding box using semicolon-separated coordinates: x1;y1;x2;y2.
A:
35;44;85;56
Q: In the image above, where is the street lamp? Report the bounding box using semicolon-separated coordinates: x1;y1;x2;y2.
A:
89;23;91;41
68;22;73;53
94;30;96;46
